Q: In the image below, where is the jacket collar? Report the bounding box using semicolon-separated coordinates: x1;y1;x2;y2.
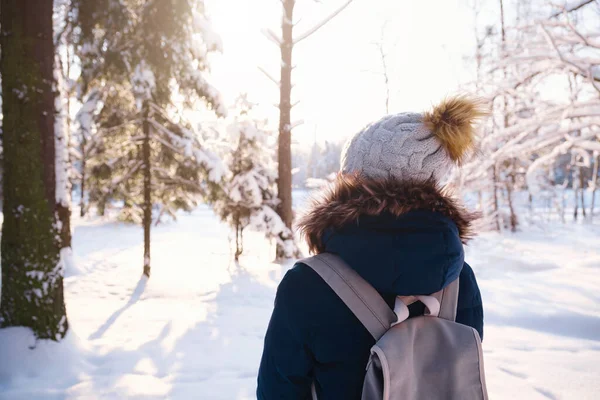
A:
298;173;478;254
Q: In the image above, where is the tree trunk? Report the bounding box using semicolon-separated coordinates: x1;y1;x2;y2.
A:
573;189;579;220
79;135;87;217
234;214;242;261
491;165;501;231
55;93;71;248
80;155;86;217
142;100;152;277
573;167;580;220
579;166;586;218
56;200;72;249
276;0;295;259
0;0;69;340
506;182;518;232
507;160;518;232
57;41;73;246
590;154;599;220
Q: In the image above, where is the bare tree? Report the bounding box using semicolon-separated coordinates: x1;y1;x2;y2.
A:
262;0;355;258
460;0;600;226
372;22;392;114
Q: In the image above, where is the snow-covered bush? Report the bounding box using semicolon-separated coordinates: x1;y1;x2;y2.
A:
214;96;298;260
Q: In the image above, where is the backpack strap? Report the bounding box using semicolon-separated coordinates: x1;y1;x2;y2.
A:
437;278;459;321
300;253;397;341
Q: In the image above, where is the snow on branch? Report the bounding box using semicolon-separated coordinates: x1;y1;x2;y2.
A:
541;25;588;76
148;117;225;183
293;0;355;45
192;10;223;53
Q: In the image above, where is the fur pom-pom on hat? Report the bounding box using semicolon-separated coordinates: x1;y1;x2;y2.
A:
423;96;488;164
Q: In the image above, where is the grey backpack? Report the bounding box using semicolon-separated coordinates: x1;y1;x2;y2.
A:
301;253;488;400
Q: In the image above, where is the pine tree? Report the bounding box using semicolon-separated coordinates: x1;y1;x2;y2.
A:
71;0;226;276
214;96;297;261
0;0;69;340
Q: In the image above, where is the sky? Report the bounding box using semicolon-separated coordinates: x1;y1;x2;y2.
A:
204;0;489;146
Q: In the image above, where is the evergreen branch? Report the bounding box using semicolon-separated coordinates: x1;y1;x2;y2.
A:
102;161;144;194
97;119;142;133
148;119;189;154
151;167;205;193
150;130;182;153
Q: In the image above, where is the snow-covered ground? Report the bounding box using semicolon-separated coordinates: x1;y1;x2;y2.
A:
1;197;599;399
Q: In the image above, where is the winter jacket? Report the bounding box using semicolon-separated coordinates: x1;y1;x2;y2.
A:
257;175;483;400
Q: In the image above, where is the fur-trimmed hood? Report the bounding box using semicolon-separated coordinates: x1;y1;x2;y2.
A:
298;174;478;254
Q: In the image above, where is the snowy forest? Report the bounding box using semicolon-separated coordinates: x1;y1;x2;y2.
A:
0;0;599;399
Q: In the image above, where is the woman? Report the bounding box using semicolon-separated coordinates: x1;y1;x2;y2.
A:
257;96;486;399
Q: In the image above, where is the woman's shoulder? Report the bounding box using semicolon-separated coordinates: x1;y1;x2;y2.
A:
277;261;328;297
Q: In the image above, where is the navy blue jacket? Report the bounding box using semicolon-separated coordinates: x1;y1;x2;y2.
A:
257;209;483;400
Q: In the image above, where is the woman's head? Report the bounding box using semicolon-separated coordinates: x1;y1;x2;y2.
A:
340;95;487;184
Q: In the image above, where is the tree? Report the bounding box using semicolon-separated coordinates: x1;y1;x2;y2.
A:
370;22;394;115
214;96;297;261
306;138;343;185
0;0;69;340
73;88;102;217
71;0;226;276
262;0;355;258
460;0;600;226
53;0;77;247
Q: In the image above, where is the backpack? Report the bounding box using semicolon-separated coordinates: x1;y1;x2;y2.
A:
301;253;488;400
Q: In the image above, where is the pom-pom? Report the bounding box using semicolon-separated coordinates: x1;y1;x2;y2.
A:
423;96;488;164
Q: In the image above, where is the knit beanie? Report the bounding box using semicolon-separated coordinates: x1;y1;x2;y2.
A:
340;96;487;183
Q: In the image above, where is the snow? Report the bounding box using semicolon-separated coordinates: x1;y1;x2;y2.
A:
131;61;156;109
0;328;90;392
466;225;600;399
192;11;223;53
75;90;102;140
54;66;71;208
0;197;599;399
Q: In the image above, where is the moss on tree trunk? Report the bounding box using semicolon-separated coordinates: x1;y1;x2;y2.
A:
0;0;69;340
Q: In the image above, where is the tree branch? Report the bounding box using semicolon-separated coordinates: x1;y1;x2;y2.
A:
293;0;354;45
262;28;282;46
258;66;281;87
550;0;596;18
540;24;587;75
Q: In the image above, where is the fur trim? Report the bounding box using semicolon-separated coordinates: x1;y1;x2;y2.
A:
423;96;488;164
298;174;479;254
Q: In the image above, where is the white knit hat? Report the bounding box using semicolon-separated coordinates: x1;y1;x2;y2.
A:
341;96;486;183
